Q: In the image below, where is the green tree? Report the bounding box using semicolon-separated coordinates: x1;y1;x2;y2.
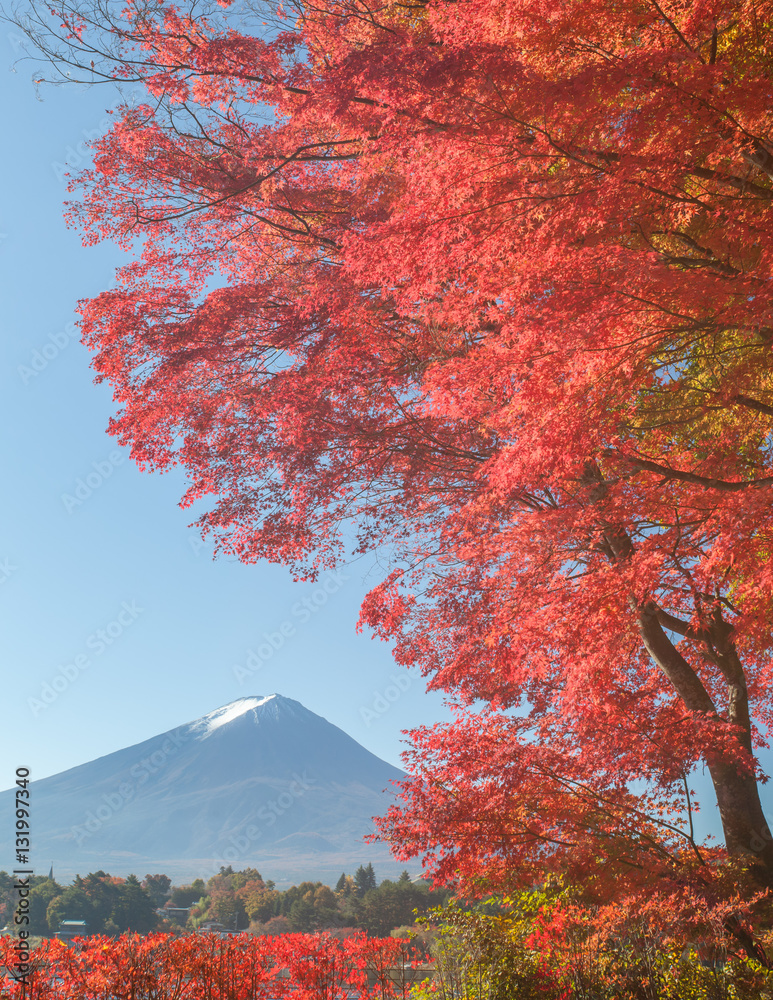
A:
0;872;55;933
355;878;444;936
354;865;377;897
27;881;62;936
46;885;94;933
44;871;158;936
417;898;562;1000
335;875;357;901
170;882;206;908
113;875;157;933
79;872;121;932
142;873;171;907
288;895;316;932
278;881;340;932
359;882;406;936
311;885;340;929
240;884;280;924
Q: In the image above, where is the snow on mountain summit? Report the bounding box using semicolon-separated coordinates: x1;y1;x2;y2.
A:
194;695;277;737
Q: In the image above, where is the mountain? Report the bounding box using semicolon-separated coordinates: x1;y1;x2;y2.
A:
0;695;408;885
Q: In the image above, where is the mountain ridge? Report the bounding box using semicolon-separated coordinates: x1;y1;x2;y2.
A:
0;694;408;885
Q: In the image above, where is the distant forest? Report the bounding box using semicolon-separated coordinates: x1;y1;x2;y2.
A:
0;865;450;939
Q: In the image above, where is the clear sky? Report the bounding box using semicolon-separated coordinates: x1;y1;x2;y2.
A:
0;34;452;793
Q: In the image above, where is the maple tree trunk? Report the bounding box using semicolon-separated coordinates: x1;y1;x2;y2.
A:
589;464;773;879
710;761;773;873
638;604;773;880
591;468;773;880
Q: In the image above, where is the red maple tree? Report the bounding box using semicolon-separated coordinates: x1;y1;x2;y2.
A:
18;0;773;911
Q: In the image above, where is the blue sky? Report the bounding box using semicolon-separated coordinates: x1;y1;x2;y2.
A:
0;33;452;794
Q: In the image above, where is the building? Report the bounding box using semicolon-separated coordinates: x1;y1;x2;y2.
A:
55;920;88;941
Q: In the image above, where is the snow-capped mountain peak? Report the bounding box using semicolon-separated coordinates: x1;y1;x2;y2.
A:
194;695;277;737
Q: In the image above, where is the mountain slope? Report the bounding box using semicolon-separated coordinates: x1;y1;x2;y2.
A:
0;696;407;884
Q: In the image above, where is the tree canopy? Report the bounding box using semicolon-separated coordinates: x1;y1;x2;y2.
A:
13;0;773;940
30;872;157;936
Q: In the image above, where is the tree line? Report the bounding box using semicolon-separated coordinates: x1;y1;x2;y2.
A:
0;865;448;940
183;865;449;937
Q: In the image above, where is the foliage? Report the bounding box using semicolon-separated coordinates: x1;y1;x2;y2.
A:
0;929;424;1000
12;0;773;924
168;879;206;909
43;872;156;936
3;911;773;999
0;871;158;939
174;866;445;936
355;866;378;897
141;874;171;908
0;875;61;938
3;865;439;942
413;893;773;1000
414;895;569;1000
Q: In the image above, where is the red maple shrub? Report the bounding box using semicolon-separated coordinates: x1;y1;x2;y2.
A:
0;931;421;1000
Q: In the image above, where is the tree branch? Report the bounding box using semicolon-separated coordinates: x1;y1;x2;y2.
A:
637;603;717;715
607;453;773;491
732;394;773;417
